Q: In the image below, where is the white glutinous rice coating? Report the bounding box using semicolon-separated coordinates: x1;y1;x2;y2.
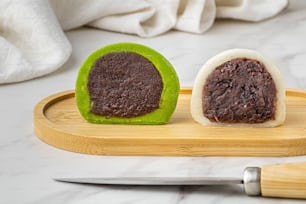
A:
190;49;285;127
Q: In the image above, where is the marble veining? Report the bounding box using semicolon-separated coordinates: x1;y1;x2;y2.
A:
1;0;306;203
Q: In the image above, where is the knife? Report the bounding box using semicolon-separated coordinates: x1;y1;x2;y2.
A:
54;161;306;199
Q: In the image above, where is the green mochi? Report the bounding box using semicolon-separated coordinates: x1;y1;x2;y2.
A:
75;42;180;124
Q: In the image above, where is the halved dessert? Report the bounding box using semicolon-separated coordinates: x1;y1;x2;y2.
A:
76;43;180;124
191;49;285;127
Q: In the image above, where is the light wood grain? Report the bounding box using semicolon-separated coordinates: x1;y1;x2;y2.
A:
34;88;306;156
261;162;306;199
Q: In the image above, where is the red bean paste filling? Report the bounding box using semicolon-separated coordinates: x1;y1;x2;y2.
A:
87;52;163;118
202;58;276;123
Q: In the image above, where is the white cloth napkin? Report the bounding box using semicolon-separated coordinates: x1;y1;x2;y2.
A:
0;0;288;84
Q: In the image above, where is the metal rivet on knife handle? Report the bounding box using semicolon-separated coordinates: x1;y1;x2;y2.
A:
243;167;261;196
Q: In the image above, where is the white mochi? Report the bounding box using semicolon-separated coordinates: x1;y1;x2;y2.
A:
190;49;286;127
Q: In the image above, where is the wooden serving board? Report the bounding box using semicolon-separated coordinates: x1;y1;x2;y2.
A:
34;88;306;156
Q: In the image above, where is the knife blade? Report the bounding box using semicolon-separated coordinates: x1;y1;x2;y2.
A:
54;161;306;199
54;176;243;186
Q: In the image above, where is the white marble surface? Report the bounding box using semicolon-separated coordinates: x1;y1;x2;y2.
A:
1;0;306;203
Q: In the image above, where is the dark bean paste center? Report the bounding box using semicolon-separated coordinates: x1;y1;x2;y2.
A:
202;58;276;123
88;52;163;118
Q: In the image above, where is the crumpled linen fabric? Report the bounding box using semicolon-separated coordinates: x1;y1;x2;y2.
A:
0;0;288;84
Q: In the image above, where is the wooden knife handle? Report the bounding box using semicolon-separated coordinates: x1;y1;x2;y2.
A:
261;162;306;199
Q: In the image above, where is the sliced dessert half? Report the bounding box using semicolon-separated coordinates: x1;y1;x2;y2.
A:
191;49;285;127
76;43;180;124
